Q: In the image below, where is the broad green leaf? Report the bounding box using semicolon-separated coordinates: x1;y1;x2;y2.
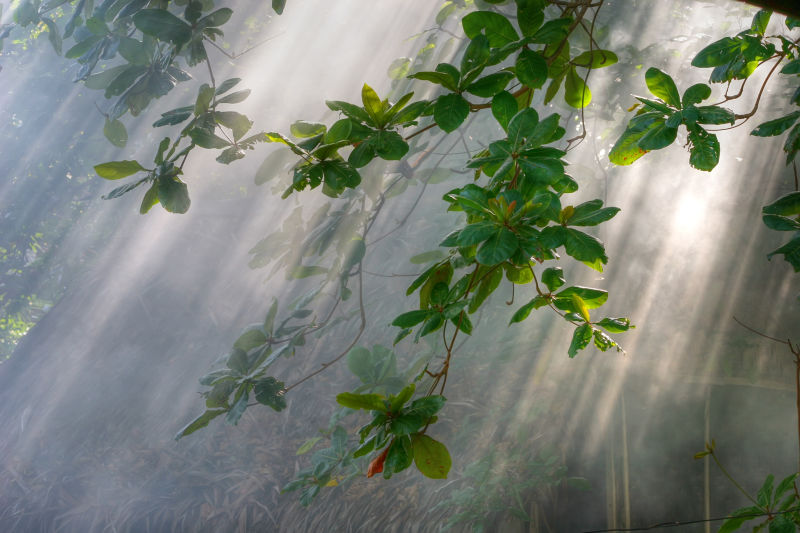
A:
692;37;741;68
782;59;800;75
390;383;415;412
215;111;253;141
645;67;680;108
133;9;192;45
198;7;232;28
175;409;225;439
392;309;434;328
516;0;544;37
763;192;800;216
717;506;763;533
434;93;470;133
410;250;448;264
189;128;230;149
696;105;735;125
638;121;678;151
476;227;518;265
216;78;241;95
568;324;593;357
609;112;665;166
103;119;128;148
596;317;634;333
466;72;514;97
767;234;800;271
750;9;770;36
564;66;591;108
682;83;711;107
492;91;519;131
233;327;267;352
509;296;548;324
516;48;547;89
532;17;571;44
555;286;608;309
462;11;519;47
290;120;326;138
94;160;145;180
326;100;372;123
461;34;490;81
563;229;607;271
571;50;618;68
457;221;498;247
408;71;459;92
140;183;159;214
541;267;565;291
508;108;539;147
254;377;286;411
384;436;413;476
756;474;774;507
157;177;191;214
361;83;384;126
226;388;249;425
336;392;386;411
290;265;328;278
751;111;800;137
412;434;451;479
688;128;720;171
272;0;286;14
469;267;503;313
216;89;251;104
296;437;322;455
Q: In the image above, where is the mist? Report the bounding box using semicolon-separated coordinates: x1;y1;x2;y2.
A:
0;0;798;531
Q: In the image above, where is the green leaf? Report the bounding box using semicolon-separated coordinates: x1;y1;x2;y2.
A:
466;72;514;97
757;474;774;506
290;265;328;278
133;9;192;45
492;91;519;132
750;9;771;36
682;83;711;107
476;227;518;265
596;317;634;333
564;66;591;108
462;11;519;47
412;434;451;479
645;67;681;108
516;48;548;89
568;323;593;357
571;50;618;68
516;0;544;37
198;7;232;28
783;59;800;75
272;0;286;14
692;37;741;68
408;71;459;93
216;111;253;141
717;506;763;533
384;436;413;476
103;119;128;148
140;183;159;214
434;93;470;133
390;383;415;412
189;128;231;149
751;111;800;137
555;286;608;310
688;128;720;171
215;78;241;95
226;388;249;425
94;160;146;180
361;83;384;126
290;120;326;138
509;296;548;324
767;234;800;272
410;250;448;264
175;409;225;439
461;34;490;81
336;392;386;411
638;121;678;151
508;107;539;147
532;17;571;44
233;327;267;352
563;228;607;271
696;106;735;125
296;437;322;455
763;192;800;216
157;177;191;214
469;267;503;313
609;111;665;165
542;267;565;291
254;377;286;411
392;310;434;328
216;89;251;104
